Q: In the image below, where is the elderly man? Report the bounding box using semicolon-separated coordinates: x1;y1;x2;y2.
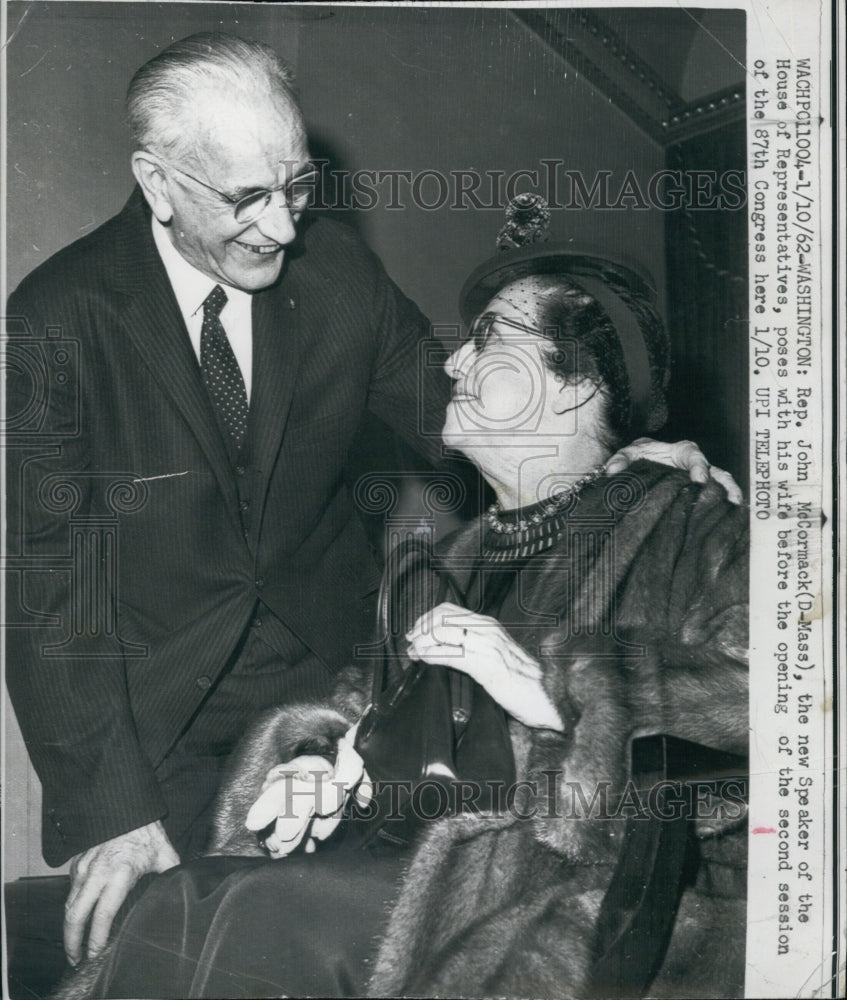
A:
5;32;729;979
6;32;452;970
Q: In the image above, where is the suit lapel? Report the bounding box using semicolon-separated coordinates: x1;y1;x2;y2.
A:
113;192;241;521
249;274;305;519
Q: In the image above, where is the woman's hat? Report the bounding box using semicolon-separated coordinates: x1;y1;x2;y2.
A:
458;194;660;434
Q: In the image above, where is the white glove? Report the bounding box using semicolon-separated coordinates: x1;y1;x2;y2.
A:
245;725;371;857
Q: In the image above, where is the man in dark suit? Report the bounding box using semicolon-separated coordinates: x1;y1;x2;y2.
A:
5;32;453;968
5;31;730;977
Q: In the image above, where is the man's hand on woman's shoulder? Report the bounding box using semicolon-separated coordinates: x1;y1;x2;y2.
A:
605;437;743;504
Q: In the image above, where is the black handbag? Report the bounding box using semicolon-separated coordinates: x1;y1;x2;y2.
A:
350;537;516;847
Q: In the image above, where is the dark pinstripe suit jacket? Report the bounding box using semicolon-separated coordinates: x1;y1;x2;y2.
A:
5;191;450;864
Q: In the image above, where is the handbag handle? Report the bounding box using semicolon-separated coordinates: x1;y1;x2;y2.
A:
369;537;466;710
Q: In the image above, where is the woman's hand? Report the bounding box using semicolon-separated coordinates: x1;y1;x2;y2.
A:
406;602;564;731
245;726;371;857
605;437;743;504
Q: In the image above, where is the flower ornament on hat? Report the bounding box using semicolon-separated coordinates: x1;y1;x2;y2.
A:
496;192;552;250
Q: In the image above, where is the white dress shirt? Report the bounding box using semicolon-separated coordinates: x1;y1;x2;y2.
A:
152;217;253;402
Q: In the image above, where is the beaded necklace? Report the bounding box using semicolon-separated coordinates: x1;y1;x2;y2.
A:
483;465;606;562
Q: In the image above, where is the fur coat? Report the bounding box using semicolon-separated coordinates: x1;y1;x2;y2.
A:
207;462;749;999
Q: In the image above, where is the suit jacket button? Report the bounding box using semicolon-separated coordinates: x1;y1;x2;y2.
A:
235;465;246;477
239;500;250;512
196;675;212;690
255;578;264;589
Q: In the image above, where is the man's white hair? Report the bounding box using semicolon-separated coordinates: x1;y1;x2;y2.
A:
126;32;302;161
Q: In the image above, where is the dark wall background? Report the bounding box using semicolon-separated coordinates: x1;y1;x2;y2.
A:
5;2;742;878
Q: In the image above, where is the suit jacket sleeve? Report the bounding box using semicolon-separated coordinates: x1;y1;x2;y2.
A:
5;280;167;865
360;246;452;468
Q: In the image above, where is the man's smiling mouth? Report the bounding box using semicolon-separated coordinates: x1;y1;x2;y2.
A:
234;241;282;255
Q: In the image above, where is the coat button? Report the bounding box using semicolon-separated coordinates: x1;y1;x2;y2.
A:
235;465;246;477
196;675;212;690
255;578;264;589
239;500;250;512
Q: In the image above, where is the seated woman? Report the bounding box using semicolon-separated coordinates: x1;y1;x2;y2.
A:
63;199;747;1000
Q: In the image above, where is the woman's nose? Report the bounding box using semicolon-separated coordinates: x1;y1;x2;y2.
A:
444;339;475;379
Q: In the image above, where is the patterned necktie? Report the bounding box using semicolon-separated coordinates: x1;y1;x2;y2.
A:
201;284;248;452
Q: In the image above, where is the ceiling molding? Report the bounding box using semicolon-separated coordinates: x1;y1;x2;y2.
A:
514;9;745;147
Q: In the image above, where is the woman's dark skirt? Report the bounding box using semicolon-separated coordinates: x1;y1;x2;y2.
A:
89;843;407;999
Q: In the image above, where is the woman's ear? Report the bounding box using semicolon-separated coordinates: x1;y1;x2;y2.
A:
551;375;596;415
131;151;174;224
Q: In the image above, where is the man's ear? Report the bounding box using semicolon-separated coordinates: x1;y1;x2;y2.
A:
131;151;174;224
